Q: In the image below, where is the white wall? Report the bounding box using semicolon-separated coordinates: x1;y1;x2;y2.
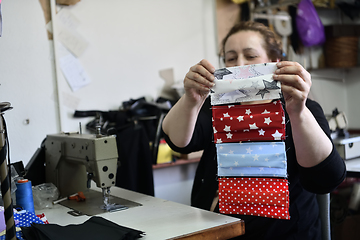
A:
0;0;218;167
309;69;348;118
345;69;360;129
0;0;59;165
53;0;218;133
154;162;198;205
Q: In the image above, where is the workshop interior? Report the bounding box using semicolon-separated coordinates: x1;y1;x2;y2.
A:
1;0;360;239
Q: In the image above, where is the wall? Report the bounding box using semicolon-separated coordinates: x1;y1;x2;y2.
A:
309;69;348;118
0;0;218;167
0;0;59;165
52;0;218;133
345;69;360;129
154;162;198;205
0;0;217;205
51;0;217;205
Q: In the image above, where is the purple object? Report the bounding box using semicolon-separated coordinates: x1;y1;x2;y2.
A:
296;0;326;46
0;209;19;233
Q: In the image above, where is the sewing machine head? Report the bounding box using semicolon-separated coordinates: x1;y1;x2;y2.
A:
44;132;118;197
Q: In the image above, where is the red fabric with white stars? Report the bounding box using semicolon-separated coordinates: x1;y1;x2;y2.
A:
219;177;290;220
212;100;285;143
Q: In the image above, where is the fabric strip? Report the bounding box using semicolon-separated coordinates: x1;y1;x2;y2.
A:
213;63;277;80
211;63;280;105
216;142;287;177
211;74;279;95
218;167;287;178
212;100;285;143
218;177;290;220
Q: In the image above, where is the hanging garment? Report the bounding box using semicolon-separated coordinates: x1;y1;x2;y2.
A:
74;97;165;196
212;100;285;143
115;121;155;196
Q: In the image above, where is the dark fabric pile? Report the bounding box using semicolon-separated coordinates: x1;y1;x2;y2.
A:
21;216;144;240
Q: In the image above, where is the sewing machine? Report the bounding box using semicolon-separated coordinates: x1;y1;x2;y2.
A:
44;132;141;215
328;109;360;160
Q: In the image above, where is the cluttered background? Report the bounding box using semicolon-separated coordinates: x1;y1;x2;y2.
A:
1;0;360;239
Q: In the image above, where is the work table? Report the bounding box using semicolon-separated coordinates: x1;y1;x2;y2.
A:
37;186;245;240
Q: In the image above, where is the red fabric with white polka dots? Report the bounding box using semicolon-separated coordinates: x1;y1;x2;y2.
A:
219;177;290;220
212;100;285;143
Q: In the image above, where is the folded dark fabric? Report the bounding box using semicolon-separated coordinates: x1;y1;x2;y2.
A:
21;216;144;240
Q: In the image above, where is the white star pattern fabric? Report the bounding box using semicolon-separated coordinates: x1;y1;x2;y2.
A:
216;142;287;177
211;63;281;105
14;211;44;227
219;177;290;220
212;100;285;143
0;232;23;240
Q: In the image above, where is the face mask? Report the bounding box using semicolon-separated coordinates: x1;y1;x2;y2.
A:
212;100;285;143
216;141;287;178
211;63;281;105
218;177;290;220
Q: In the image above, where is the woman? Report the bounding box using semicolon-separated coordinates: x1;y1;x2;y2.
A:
162;21;346;239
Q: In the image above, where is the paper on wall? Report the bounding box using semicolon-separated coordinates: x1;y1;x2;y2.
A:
59;51;91;92
56;8;80;31
55;8;87;57
57;24;89;57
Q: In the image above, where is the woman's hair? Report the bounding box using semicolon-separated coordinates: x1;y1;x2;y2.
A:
220;21;284;61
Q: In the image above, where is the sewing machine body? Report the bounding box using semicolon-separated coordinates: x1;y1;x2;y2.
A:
44;132;118;197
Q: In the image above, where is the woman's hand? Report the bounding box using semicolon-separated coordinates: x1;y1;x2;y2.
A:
273;61;311;116
184;59;216;104
162;59;215;148
274;61;333;168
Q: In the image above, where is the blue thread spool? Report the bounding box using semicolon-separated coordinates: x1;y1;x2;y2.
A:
15;179;35;213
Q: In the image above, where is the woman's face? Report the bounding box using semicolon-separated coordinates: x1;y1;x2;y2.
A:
224;30;273;105
224;30;271;67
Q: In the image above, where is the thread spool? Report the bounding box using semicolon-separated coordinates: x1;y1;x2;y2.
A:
15;179;35;212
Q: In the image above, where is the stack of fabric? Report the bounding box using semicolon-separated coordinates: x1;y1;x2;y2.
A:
0;208;47;240
210;63;290;220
